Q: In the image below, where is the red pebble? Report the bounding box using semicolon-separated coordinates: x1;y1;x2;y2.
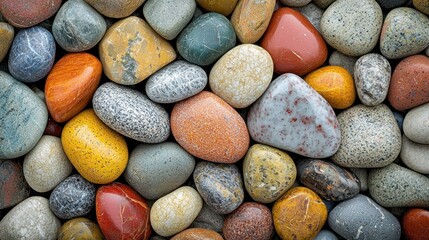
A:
402;208;429;240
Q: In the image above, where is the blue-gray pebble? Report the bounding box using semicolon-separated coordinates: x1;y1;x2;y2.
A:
314;229;338;240
8;26;55;82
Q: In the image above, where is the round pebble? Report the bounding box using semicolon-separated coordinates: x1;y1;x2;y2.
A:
350;168;368;191
171;228;224;240
293;3;324;33
0;160;30;209
190;203;224;232
414;0;429;14
281;0;312;7
196;0;238;16
402;208;429;240
0;0;61;27
376;0;409;9
57;217;103;240
328;50;358;75
84;0;145;18
314;229;338;240
403;103;429;144
401;135;429;175
0;22;14;63
313;0;336;9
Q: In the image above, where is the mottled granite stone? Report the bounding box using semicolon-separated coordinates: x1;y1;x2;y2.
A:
403;103;429;144
190;203;224;232
329;50;358;75
8;26;55;83
0;71;48;159
146;60;207;104
401;134;429;174
293;3;324;32
0;160;30;209
0;22;13;63
247;73;341;158
93;82;170;143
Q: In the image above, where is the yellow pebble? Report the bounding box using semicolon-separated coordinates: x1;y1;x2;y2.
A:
196;0;238;16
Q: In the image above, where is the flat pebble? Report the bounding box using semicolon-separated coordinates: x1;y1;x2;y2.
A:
0;0;61;27
376;0;409;9
0;160;30;209
350;168;368;191
93;82;170;143
0;22;13;63
281;0;312;7
247;73;341;158
328;50;358;75
171;228;224;240
145;60;207;104
331;104;401;168
368;163;429;208
401;135;429;174
314;229;338;240
57;217;103;240
196;0;238;16
402;208;429;240
321;0;383;56
84;0;145;18
190;203;224;232
328;194;401;240
403;103;429;144
293;3;324;33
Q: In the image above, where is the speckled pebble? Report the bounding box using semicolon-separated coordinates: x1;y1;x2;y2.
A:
321;0;383;56
280;0;312;7
0;22;13;63
401;135;429;174
314;229;338;240
380;7;429;59
369;163;429;208
354;53;391;106
146;60;207;104
93;82;170;143
331;104;401;168
194;161;244;214
350;168;368;191
403;103;429;144
293;3;324;32
328;194;401;240
190;203;224;232
328;50;358;75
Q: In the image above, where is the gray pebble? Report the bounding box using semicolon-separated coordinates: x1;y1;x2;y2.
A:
281;0;312;7
403;103;429;144
293;3;324;32
376;0;409;9
350;168;368;191
328;50;358;75
400;134;429;174
314;229;338;240
393;111;404;132
313;0;336;9
190;202;225;232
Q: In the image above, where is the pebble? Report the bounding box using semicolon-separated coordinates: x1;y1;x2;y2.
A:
403;103;429;144
57;217;103;240
0;196;61;240
124;142;195;200
177;13;236;66
401;135;429;174
230;0;276;44
293;3;324;33
0;71;48;159
93;82;170;143
350;168;368;192
52;0;106;52
8;26;56;83
261;7;327;75
273;187;327;240
150;186;203;237
320;0;383;56
84;0;145;18
45;52;102;123
61;109;128;184
145;60;207;104
393;111;404;132
297;159;360;201
0;160;30;209
313;0;336;9
44;118;63;137
49;174;96;219
243;144;297;203
281;0;312;7
96;182;151;240
414;0;429;14
223;202;274;240
209;44;273;108
171;91;249;163
304;65;356;109
331;104;401;168
380;7;429;59
247;73;341;158
190;203;224;232
99;16;176;85
376;0;409;9
402;208;429;240
328;50;358;75
368;163;429;208
314;229;339;240
143;0;196;40
0;0;61;27
196;0;238;16
387;55;429;111
23;135;73;193
193;161;244;214
171;228;224;240
328;194;401;240
0;22;13;63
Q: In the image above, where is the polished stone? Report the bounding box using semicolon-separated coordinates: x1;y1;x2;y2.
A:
403;103;429;144
171;228;223;240
402;208;429;240
401;135;429;175
58;217;103;240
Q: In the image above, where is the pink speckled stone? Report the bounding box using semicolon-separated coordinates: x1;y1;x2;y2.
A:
171;91;250;163
247;73;341;158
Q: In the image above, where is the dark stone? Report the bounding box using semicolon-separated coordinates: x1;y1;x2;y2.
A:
0;160;30;210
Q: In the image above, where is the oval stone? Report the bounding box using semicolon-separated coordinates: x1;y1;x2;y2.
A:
61;109;128;184
196;0;238;16
297;159;360;201
273;187;327;240
401;135;429;174
190;203;224;232
93;82;170;143
209;44;273;108
0;22;13;63
0;0;61;27
84;0;145;18
125;142;195;200
368;163;429;208
328;194;401;240
151;186;203;237
247;73;341;158
321;0;383;56
45;52;102;123
171;228;223;240
331;104;401;168
171;91;249;163
414;0;429;14
328;50;358;75
243;144;297;203
402;208;429;240
96;182;151;240
313;0;336;9
0;196;60;240
194;161;244;214
314;229;338;240
403;103;429;144
0;71;48;159
223;202;273;240
387;55;429;111
293;3;324;33
281;0;312;7
261;7;327;75
53;0;106;52
0;160;30;209
8;26;55;83
177;13;236;66
145;60;207;104
58;217;103;240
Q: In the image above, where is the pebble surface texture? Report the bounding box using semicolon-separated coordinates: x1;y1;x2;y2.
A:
402;208;429;240
0;71;48;159
196;0;238;16
171;228;224;240
53;0;106;52
314;229;338;240
331;104;401;168
0;22;14;63
190;203;224;232
93;82;170;143
0;160;30;209
369;163;429;208
328;194;401;240
0;196;61;240
293;3;324;33
0;0;61;27
328;50;358;75
145;60;208;104
380;7;429;59
49;174;96;219
401;135;429;174
320;0;383;56
403;103;429;144
83;0;145;18
57;217;103;240
414;0;429;14
8;26;56;83
247;73;341;158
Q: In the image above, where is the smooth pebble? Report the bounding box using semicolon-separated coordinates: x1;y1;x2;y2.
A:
401;135;429;174
403;103;429;144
